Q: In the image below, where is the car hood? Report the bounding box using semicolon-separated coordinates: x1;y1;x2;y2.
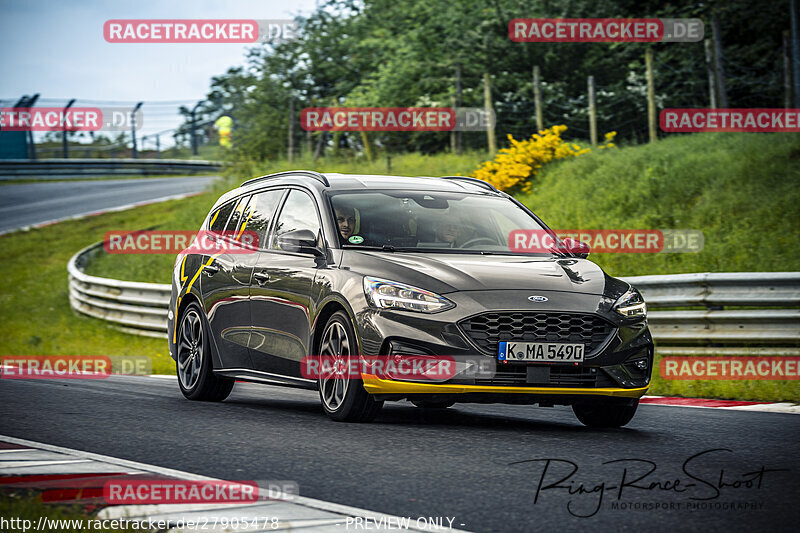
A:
342;251;610;295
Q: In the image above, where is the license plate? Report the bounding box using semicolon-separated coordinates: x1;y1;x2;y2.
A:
498;341;585;362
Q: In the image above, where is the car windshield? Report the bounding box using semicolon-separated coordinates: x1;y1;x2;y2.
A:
328;190;551;254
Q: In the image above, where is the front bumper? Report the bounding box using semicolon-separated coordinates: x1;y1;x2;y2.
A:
355;289;654;401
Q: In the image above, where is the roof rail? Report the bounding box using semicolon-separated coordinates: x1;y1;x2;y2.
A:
439;176;499;193
241;170;329;188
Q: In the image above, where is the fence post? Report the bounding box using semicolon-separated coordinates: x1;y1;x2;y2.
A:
533;65;543;132
784;31;792;109
287;98;295;163
450;94;457;153
25;94;40;160
131;102;143;159
792;0;800;107
484;72;496;155
711;13;729;108
704;39;718;108
646;48;657;143
313;132;326;162
62;99;76;158
587;75;597;147
190;101;203;156
455;64;463;155
361;131;373;161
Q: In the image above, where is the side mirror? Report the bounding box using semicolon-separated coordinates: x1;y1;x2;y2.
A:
561;237;590;258
277;229;325;256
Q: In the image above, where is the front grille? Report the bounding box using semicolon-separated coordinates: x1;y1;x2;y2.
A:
459;312;615;355
473;364;619;388
485;364;596;386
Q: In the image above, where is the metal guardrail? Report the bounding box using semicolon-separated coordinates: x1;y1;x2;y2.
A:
621;273;800;347
621;272;800;308
1;158;222;177
68;242;800;347
68;242;170;338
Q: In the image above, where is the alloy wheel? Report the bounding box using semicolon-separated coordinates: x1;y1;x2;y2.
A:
177;308;203;390
319;320;351;411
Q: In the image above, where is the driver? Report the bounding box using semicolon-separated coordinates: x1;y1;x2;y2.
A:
434;221;461;247
335;205;356;239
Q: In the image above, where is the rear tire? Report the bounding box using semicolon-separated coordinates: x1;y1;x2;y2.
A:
572;399;639;428
411;400;456;409
176;302;234;402
317;311;383;422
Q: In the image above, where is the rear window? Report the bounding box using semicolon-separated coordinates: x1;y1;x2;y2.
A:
228;196;254;241
208;200;236;234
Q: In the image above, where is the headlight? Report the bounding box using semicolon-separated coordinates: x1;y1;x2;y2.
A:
363;276;454;313
613;287;647;318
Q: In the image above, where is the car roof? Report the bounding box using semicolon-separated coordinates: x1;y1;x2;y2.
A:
212;171;502;210
324;173;500;193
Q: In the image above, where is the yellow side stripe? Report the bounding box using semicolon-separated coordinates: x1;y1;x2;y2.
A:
173;253;222;343
360;375;649;398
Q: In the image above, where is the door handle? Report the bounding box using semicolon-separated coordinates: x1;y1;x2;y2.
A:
253;271;271;285
203;262;220;276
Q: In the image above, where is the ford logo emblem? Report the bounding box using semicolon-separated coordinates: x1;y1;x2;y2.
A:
528;295;548;302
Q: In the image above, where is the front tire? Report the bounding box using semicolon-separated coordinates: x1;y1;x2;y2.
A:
317;311;383;422
572;399;639;428
176;302;234;402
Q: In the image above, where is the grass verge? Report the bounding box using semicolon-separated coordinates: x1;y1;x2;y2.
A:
0;491;132;532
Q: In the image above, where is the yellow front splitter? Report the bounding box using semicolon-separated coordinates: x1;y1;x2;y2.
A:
361;374;648;399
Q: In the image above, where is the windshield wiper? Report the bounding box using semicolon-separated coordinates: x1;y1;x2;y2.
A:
342;244;396;252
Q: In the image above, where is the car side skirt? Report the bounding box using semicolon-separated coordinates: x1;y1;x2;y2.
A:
214;368;318;391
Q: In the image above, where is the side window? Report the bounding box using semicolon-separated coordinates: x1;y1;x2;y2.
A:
271;189;322;250
247;189;284;249
208;200;236;234
226;196;252;239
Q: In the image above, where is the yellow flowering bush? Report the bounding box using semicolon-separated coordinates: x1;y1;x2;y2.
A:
470;126;614;193
599;131;617;149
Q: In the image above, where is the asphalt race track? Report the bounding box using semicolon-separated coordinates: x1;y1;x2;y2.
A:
1;375;797;532
0;176;217;234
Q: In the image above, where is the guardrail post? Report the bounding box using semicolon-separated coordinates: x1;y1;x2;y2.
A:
62;99;76;158
131;102;143;159
191;101;204;156
25;94;40;160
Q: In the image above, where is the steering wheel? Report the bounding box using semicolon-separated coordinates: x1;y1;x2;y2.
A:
460;237;497;248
